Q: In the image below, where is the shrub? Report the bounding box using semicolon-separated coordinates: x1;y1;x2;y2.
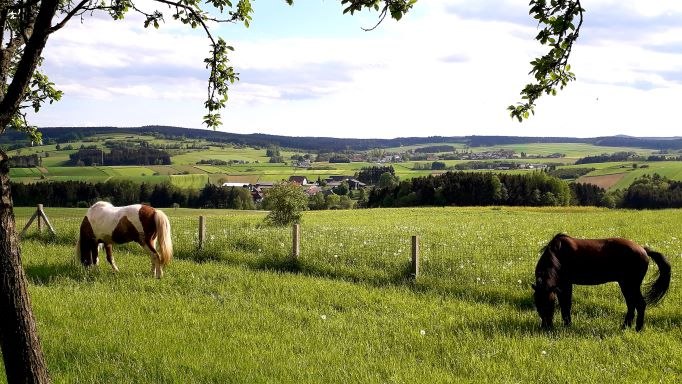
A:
262;183;308;226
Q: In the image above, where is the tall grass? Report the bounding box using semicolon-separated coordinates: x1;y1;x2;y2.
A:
6;206;682;382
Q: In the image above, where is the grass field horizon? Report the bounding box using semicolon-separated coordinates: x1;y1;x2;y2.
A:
6;206;682;382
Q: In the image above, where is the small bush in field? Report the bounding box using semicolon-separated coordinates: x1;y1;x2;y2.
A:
262;182;308;226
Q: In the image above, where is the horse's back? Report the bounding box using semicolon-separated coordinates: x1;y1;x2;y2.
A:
559;236;649;284
86;202;145;242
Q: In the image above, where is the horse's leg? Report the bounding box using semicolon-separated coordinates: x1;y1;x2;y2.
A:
145;238;163;279
558;284;573;326
619;282;636;329
104;244;119;272
91;243;100;266
634;287;646;332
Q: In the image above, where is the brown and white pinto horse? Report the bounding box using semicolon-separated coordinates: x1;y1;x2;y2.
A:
76;201;173;278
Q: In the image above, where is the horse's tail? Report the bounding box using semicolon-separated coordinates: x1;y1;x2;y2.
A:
644;247;671;306
154;209;173;266
76;215;90;266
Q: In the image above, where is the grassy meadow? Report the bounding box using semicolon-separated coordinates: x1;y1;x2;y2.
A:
6;206;682;382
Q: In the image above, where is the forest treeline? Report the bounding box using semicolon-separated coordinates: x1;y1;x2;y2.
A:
367;171;574;207
5;125;682;152
12;172;681;210
366;171;682;209
11;180;253;209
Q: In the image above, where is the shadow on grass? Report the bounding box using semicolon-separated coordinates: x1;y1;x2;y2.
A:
642;311;682;329
25;262;85;285
470;316;629;339
175;244;542;313
21;230;77;247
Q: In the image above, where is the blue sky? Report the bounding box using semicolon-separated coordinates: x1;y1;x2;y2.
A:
31;0;682;138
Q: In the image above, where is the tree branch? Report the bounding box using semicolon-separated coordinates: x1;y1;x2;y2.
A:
361;4;388;32
48;0;92;34
0;0;60;128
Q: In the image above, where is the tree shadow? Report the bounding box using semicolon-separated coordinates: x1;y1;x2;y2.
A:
24;262;84;285
21;231;77;247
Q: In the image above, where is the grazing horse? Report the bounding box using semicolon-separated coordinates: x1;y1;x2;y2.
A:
76;202;173;278
533;233;671;331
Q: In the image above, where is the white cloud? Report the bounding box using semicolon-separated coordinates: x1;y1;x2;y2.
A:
30;1;682;138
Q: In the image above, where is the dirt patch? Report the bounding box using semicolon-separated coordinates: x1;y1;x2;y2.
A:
576;173;626;190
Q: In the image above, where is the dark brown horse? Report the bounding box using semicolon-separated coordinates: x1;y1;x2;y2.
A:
533;233;671;331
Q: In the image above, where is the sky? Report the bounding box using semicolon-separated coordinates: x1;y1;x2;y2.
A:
29;0;682;139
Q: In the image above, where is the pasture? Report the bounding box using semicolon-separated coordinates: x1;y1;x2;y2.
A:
7;206;682;382
568;161;682;190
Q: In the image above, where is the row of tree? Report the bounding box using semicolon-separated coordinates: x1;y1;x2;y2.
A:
9;180;357;211
8;155;40;168
367;171;572;208
575;151;639;164
10;180;250;209
68;147;171;166
10;171;682;210
620;174;682;209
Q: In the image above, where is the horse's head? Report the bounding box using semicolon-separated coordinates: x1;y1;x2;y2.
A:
532;276;557;329
533;239;562;329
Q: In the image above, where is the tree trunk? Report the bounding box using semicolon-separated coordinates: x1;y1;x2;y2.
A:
0;150;50;383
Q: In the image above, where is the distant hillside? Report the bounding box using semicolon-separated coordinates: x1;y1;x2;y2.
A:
3;125;682;151
0;126;467;152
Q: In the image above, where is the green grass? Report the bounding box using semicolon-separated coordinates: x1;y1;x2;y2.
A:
8;207;682;382
169;174;210;189
8;168;42;177
109;175;170;185
44;166;109;177
482;144;653;160
170;146;297;165
101;166;156;177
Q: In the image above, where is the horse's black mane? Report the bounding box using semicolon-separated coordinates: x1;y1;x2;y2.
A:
539;233;569;255
536;233;567;286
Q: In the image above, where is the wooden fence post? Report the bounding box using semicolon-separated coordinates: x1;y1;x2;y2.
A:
411;235;419;278
198;215;206;249
37;204;43;232
292;223;300;259
20;204;56;237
